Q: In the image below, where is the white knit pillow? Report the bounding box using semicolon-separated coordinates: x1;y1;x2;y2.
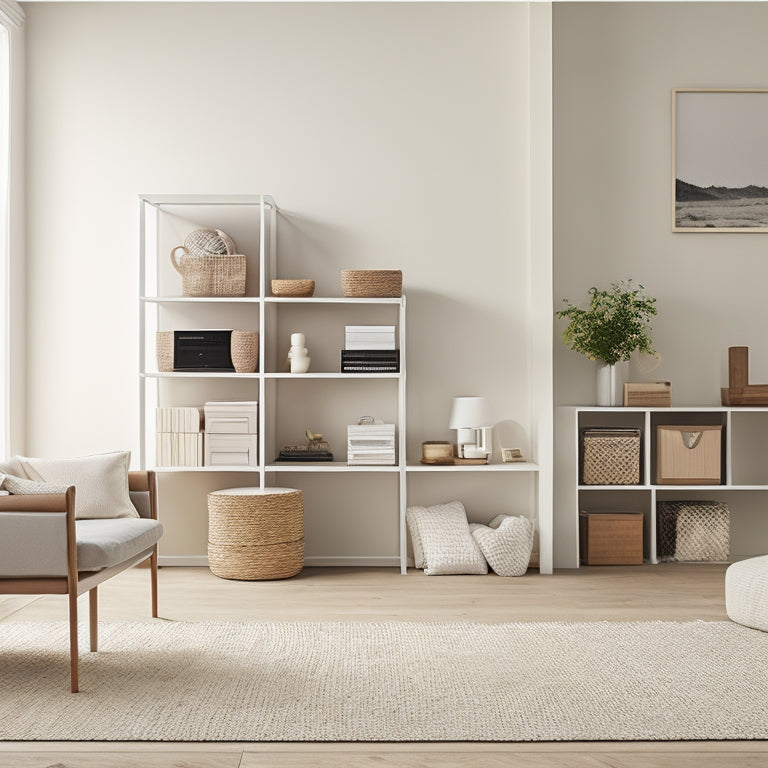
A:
470;514;534;577
406;501;487;575
0;474;68;495
16;451;138;519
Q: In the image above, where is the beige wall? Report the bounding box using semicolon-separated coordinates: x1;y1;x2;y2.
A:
24;3;536;561
554;1;768;406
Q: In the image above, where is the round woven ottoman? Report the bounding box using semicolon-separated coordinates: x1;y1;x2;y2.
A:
725;555;768;632
207;487;304;580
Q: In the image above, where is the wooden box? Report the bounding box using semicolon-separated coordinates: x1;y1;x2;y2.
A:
204;433;258;467
579;511;644;565
582;428;641;485
656;425;722;484
623;381;671;407
204;401;258;434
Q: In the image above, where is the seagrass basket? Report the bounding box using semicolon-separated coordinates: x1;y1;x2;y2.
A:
656;500;730;562
156;331;173;372
231;331;259;373
170;247;246;297
341;269;402;298
207;487;304;580
582;428;641;485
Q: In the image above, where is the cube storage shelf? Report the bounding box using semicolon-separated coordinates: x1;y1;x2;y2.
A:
555;406;768;568
140;194;545;574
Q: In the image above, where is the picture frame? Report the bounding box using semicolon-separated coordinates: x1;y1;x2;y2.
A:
501;448;524;463
673;88;768;232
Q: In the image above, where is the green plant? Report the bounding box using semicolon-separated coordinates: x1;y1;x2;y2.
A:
556;280;657;366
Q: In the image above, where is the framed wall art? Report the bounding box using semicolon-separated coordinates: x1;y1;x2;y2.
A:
673;88;768;232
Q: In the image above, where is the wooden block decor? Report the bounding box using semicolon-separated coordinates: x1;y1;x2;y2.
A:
624;382;671;407
721;346;768;406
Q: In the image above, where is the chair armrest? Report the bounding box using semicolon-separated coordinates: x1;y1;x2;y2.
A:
0;491;71;513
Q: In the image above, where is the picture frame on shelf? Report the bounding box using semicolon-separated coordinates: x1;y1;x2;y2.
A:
673;88;768;232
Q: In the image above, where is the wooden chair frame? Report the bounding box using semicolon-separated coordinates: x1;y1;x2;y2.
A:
0;470;158;692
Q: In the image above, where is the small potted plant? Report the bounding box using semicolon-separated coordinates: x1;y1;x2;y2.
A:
556;280;658;406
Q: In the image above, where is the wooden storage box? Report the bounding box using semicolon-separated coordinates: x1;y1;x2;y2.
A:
582;428;641;485
204;401;258;434
205;433;258;467
579;511;644;565
656;425;722;484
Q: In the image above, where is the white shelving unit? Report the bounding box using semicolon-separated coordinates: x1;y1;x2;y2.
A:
140;194;546;574
555;406;768;568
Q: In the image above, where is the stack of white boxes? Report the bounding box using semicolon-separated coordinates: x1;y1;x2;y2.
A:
156;407;203;467
204;401;259;467
347;422;396;465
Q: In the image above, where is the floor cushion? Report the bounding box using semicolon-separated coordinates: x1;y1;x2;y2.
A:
725;555;768;632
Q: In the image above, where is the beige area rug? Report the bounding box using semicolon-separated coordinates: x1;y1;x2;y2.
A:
1;620;766;742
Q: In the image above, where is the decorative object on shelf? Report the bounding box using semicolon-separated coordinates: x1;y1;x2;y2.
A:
420;441;454;465
286;332;310;374
156;330;174;372
230;331;259;373
674;89;768;232
341;269;402;298
501;448;526;463
556;280;657;406
657;500;729;562
170;228;245;297
579;511;644;565
720;346;768;405
204;401;259;467
469;514;534;576
156;406;203;467
624;381;671;407
156;330;236;372
348;418;396;465
581;428;641;485
276;429;333;462
656;424;722;484
207;487;304;580
449;396;491;461
271;279;315;297
340;349;400;373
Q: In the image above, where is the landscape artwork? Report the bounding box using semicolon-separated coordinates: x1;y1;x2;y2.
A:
674;89;768;232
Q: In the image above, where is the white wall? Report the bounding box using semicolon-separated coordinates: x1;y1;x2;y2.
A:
24;2;536;560
554;1;768;406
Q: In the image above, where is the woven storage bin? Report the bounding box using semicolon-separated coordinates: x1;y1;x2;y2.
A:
170;247;246;297
341;269;402;298
582;428;641;485
230;331;259;373
156;331;174;372
656;500;730;562
207;487;304;580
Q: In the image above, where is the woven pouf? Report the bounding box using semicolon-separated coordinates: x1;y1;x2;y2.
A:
207;487;304;580
725;555;768;632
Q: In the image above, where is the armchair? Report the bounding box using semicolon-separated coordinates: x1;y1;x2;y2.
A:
0;470;162;692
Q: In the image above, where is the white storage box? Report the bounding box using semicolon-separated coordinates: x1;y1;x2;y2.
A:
347;423;396;465
205;433;259;467
204;401;258;434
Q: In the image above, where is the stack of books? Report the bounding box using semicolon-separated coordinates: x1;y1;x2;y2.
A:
347;423;396;465
156;407;203;467
342;325;399;373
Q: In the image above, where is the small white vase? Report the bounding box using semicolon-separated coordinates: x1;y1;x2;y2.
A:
596;361;628;407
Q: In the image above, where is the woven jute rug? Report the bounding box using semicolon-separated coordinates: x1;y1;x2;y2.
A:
1;620;766;741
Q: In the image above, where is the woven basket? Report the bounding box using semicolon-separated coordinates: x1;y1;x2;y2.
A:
582;429;641;485
657;501;730;562
341;269;402;298
156;331;174;372
271;279;315;297
231;331;259;373
170;247;246;297
207;488;304;580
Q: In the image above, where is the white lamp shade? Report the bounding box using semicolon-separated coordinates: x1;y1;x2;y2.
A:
449;397;490;429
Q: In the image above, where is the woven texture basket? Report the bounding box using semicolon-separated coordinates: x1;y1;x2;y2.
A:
156;331;174;372
170;247;246;297
271;279;315;297
207;488;304;580
657;500;730;562
341;269;402;298
230;331;259;373
582;429;641;485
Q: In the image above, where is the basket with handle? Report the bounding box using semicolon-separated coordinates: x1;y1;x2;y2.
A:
170;228;246;297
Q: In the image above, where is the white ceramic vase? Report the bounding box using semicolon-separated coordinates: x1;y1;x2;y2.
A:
596;360;629;407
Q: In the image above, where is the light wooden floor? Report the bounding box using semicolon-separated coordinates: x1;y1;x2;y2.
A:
1;564;766;767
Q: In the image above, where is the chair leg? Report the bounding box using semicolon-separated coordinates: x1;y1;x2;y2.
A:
150;547;159;618
68;590;79;693
89;586;98;652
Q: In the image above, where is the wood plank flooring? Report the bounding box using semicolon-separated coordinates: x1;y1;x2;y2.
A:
1;564;766;767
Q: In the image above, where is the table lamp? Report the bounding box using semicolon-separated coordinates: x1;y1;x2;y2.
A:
449;396;491;460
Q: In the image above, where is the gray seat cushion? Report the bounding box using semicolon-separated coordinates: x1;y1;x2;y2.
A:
76;518;163;571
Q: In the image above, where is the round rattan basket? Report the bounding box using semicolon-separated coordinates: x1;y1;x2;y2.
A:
207;487;304;580
170;247;246;297
156;331;173;372
271;279;315;297
341;269;402;298
231;331;259;373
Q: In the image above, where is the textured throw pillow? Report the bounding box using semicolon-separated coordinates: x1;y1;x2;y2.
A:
406;501;488;575
16;451;138;519
470;514;534;577
0;474;68;495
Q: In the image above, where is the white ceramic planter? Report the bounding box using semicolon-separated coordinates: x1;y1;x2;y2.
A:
596;361;629;406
